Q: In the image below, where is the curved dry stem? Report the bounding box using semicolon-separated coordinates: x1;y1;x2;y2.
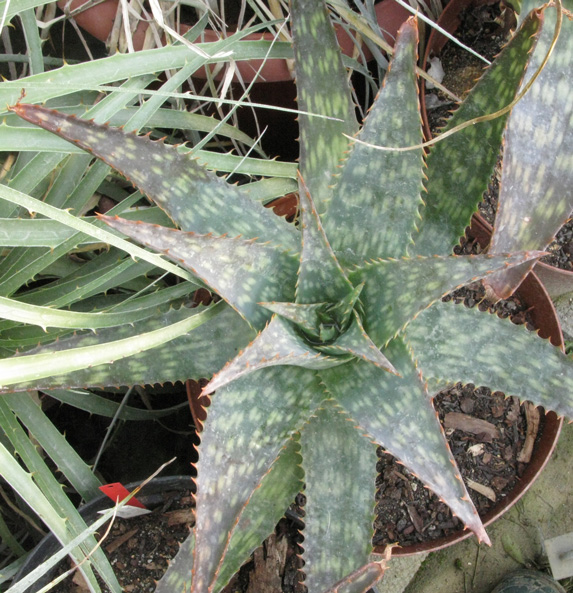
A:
344;0;563;153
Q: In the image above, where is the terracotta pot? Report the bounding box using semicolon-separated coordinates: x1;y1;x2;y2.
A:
13;476;194;593
386;213;563;557
58;0;411;83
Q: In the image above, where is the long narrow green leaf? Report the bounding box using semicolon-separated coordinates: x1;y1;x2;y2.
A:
0;294;186;330
0;513;25;557
0;302;222;389
5;393;102;501
0;0;54;25
0;184;196;283
19;8;44;75
0;409;119;592
0;237;83;298
44;389;189;421
0;126;298;177
0;36;293;112
3;107;258;148
2;303;253;393
8;502;133;593
0;208;171;247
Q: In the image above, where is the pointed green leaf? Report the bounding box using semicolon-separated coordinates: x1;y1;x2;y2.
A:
351;251;545;346
192;367;326;593
0;293;184;330
319;339;489;544
324;18;424;265
0;401;119;592
101;215;299;330
259;301;327;336
1;304;254;393
411;10;543;255
486;5;573;298
155;533;195;593
404;301;573;420
296;177;354;304
10;104;298;251
291;0;358;212
0;183;195;285
44;389;188;421
204;315;344;395
0;30;292;110
318;311;397;373
300;401;378;592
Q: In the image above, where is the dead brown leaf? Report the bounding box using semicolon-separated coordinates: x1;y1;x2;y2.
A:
444;412;500;441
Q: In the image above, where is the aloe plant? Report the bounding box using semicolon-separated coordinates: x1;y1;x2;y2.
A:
6;0;573;591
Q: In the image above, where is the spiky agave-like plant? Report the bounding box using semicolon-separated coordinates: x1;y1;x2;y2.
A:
8;0;573;591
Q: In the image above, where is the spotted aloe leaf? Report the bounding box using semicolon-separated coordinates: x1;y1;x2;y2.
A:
300;401;379;592
351;251;546;346
204;315;343;395
156;436;304;593
411;9;543;255
209;436;304;592
9;103;298;252
191;366;326;593
319;338;489;544
405;301;573;419
296;176;354;304
259;301;327;335
101;215;299;330
292;0;358;213
485;0;573;298
323;16;424;266
317;311;396;370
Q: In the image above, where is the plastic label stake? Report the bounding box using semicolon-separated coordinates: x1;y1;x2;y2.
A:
98;483;150;518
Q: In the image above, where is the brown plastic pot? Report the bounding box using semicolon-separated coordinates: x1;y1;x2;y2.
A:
386;213;564;557
57;0;411;83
